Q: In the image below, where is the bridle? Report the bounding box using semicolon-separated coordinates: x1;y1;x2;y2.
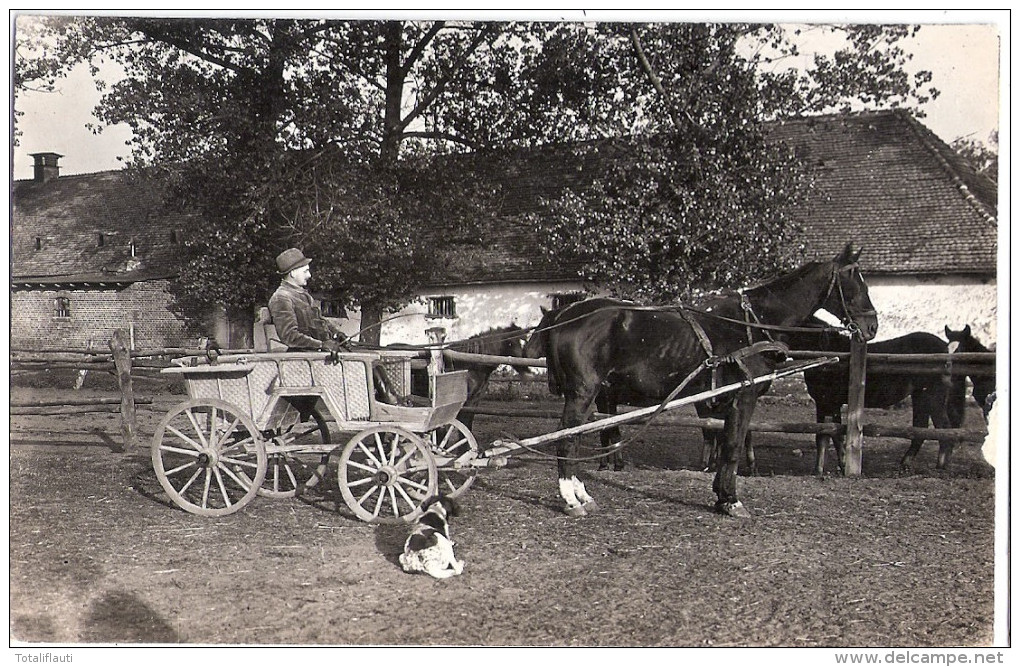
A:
821;261;876;336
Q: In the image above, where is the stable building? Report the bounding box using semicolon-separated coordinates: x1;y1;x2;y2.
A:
10;110;998;351
10;154;203;350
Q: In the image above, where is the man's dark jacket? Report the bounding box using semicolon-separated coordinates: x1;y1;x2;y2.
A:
267;281;342;350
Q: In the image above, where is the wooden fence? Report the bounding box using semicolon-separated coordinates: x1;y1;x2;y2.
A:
443;337;995;474
10;330;995;471
9;329;251;452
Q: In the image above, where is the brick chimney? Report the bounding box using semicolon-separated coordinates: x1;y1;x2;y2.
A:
30;152;63;183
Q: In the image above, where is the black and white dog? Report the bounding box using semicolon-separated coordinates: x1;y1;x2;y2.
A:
399;496;465;579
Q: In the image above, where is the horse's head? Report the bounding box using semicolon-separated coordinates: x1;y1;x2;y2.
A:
817;242;879;341
945;324;985;353
945;324;996;417
496;324;528;356
496;324;535;378
457;325;535;378
523;306;558;359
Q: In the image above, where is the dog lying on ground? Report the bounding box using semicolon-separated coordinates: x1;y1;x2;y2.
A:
399;496;465;579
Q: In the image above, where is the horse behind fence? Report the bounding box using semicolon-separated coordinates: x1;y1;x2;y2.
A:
945;325;996;422
782;322;962;473
443;325;532;429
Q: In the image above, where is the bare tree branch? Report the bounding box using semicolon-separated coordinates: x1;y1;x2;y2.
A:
397;23;495;133
400;130;478;150
402;21;446;77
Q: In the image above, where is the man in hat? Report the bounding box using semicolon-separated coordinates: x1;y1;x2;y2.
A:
268;248;405;405
268;248;345;352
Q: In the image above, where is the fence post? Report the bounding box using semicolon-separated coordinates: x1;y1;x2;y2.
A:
109;329;136;452
73;338;94;390
843;332;868;475
426;327;446;398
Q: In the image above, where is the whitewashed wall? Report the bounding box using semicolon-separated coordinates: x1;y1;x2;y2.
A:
336;281;586;345
865;275;997;345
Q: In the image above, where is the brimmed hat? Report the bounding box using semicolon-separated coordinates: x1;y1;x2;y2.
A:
276;248;312;274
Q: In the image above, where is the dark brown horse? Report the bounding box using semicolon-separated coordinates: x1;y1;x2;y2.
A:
781;321;963;473
523;243;878;518
945;325;996;421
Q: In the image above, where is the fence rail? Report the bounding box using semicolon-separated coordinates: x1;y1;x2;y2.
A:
10;331;994;465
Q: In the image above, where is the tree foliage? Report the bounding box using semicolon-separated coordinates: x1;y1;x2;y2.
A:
952;132;998;184
513;22;940;299
15;16;940;323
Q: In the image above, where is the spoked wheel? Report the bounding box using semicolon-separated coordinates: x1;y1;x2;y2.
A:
426;419;479;499
151;398;266;516
259;406;332;499
337;426;437;524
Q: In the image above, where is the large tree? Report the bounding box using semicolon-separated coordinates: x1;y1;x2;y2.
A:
509;22;940;300
952;132;998;184
16;17;514;342
15;17;937;329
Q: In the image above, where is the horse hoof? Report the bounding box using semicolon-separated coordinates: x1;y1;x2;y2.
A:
715;501;751;519
581;500;600;514
564;505;587;518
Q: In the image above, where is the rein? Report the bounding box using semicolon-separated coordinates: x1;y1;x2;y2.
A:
501;339;790;463
500;355;717;463
509;262;870;464
349;323;527;354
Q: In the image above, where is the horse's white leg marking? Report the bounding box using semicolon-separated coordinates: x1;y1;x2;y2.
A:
559;478;581;508
571;476;593;504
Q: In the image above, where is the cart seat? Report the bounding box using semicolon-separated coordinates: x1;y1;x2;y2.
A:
254;307;288;352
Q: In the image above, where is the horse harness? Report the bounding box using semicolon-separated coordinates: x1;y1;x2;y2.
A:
678;293;788;400
674;259;873;395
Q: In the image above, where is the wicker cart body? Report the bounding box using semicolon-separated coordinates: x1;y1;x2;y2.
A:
151;350;473;523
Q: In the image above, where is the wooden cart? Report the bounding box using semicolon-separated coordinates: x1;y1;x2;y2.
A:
151;349;476;523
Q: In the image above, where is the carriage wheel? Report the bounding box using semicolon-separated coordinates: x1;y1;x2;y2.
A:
151;398;266;516
258;407;332;499
337;426;437;524
426;419;479;499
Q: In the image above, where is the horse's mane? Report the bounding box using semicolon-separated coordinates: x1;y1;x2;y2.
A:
744;260;829;295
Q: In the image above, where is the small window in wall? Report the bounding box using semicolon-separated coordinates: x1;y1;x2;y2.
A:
427;296;457;319
551;292;586;310
319;299;347;318
170;230;179;244
98;233;105;247
129;239;137;257
35;237;42;250
54;296;71;319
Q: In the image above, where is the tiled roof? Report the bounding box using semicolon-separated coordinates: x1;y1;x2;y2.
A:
13;110;996;288
12;170;185;282
769;110;997;275
443;109;998;284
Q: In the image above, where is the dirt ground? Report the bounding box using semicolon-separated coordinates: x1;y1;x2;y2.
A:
9;371;999;647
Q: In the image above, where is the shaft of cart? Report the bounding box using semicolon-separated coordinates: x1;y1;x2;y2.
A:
453;356;839;468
